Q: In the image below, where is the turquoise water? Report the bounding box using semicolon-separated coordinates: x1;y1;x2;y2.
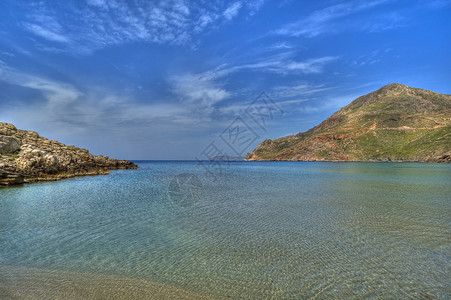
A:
0;161;450;299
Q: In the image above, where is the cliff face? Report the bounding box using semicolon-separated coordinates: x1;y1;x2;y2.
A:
0;122;137;186
246;83;451;162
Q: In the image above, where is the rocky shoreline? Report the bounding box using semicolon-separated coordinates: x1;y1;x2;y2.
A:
0;122;137;187
245;156;451;163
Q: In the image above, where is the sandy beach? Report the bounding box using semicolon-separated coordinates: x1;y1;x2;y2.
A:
0;265;218;300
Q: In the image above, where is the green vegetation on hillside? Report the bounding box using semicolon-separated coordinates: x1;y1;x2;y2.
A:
246;84;451;162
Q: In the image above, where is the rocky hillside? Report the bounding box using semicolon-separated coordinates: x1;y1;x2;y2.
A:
0;123;137;186
246;83;451;162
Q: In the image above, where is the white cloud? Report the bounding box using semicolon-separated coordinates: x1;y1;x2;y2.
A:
284;56;337;73
268;42;294;50
0;51;16;58
18;0;264;54
0;67;223;159
0;64;231;134
246;0;267;16
362;12;406;32
23;23;70;43
276;0;390;37
224;2;242;20
207;53;338;76
172;73;230;109
272;83;333;99
0;65;81;106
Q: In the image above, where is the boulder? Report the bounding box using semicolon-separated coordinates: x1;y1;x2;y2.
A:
0;136;21;154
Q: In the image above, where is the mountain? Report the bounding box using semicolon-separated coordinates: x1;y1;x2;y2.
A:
246;83;451;162
0;123;137;186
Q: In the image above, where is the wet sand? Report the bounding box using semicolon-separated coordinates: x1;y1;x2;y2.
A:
0;265;218;300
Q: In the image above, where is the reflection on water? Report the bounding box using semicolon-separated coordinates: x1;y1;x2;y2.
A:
0;161;450;299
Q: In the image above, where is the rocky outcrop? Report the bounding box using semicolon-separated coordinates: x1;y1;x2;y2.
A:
0;122;137;186
0;172;24;185
246;84;451;162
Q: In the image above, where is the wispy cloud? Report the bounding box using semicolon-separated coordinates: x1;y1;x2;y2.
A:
0;64;227;133
276;0;391;37
171;73;231;114
0;66;219;159
17;0;264;54
0;65;81;106
283;57;337;73
271;82;333;99
23;23;70;43
246;0;267;16
362;12;406;32
207;54;338;76
267;42;295;50
224;2;243;20
0;51;16;58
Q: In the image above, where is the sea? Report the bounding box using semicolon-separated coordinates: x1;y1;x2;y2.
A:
0;161;450;299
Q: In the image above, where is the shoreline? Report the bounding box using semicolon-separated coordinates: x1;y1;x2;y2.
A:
0;168;137;188
3;159;450;188
0;265;217;300
244;157;451;163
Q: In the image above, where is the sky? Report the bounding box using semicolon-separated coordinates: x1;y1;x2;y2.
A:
0;0;450;160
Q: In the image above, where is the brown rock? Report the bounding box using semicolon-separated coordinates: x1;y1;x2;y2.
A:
0;122;137;186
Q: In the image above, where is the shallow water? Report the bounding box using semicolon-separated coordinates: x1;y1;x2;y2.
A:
0;161;450;299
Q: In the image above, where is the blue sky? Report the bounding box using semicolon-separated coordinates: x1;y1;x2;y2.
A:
0;0;450;159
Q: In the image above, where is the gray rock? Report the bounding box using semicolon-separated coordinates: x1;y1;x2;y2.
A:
0;135;21;154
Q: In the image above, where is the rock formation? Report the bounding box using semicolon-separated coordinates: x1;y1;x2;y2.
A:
0;122;137;186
